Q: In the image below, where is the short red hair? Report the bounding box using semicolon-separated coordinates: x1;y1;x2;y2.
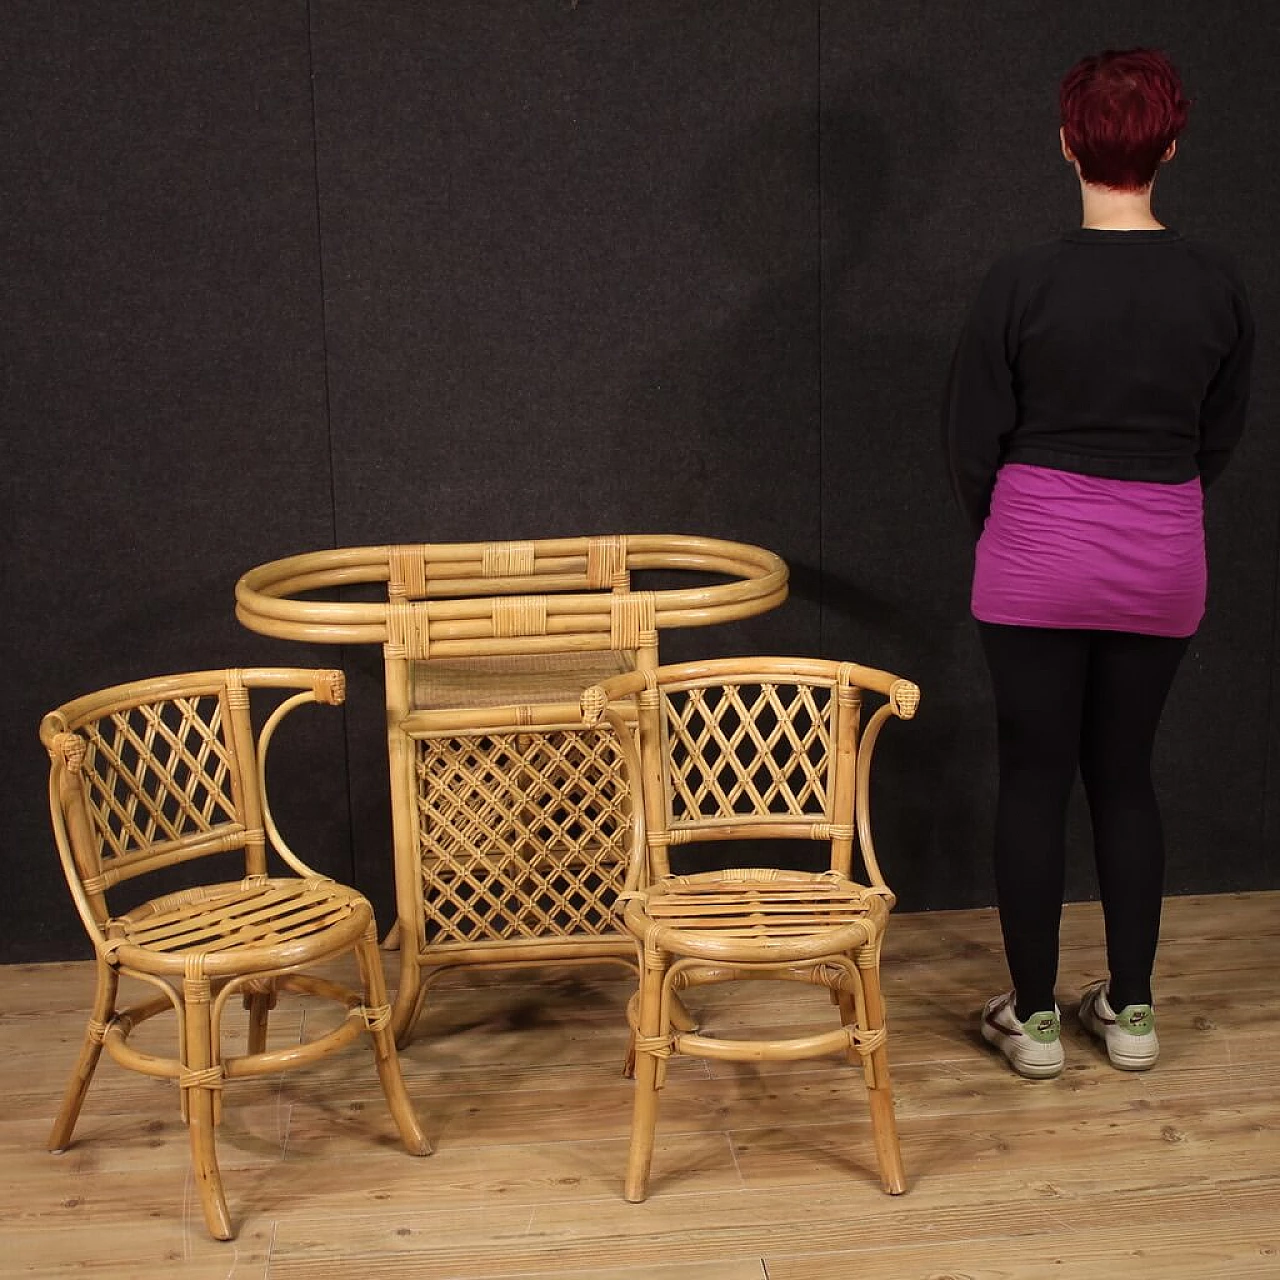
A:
1059;49;1190;191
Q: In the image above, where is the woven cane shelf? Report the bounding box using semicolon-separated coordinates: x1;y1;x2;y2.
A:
235;535;788;1044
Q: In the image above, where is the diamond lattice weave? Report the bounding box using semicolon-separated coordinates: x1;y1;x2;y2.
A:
415;726;631;945
665;682;833;822
82;696;238;859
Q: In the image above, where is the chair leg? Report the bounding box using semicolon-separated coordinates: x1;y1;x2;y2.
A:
859;960;907;1195
621;988;641;1078
48;958;118;1153
182;976;233;1240
390;934;427;1050
355;931;431;1156
836;989;861;1066
622;985;691;1078
624;958;668;1203
243;981;277;1057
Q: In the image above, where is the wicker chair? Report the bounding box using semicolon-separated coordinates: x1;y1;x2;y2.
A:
39;667;429;1240
580;656;920;1202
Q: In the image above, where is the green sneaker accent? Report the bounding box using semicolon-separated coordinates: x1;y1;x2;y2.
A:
1023;1011;1061;1043
1115;1004;1155;1036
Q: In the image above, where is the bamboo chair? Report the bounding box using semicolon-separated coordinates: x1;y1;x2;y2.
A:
235;536;789;1046
580;656;920;1201
39;667;430;1240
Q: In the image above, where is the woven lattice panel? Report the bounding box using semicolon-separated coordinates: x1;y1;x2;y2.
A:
415;727;630;945
80;696;238;860
665;682;834;823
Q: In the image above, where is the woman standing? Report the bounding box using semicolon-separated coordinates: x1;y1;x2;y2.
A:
944;49;1254;1079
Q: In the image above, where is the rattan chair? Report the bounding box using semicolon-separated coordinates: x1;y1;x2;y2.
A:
39;667;429;1240
581;656;920;1201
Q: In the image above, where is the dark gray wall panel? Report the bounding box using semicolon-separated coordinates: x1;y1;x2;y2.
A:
1156;0;1280;895
819;0;1280;914
1;4;343;960
309;2;824;915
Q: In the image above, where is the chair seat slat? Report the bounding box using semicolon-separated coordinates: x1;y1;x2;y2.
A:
647;890;868;908
122;882;361;955
647;910;869;926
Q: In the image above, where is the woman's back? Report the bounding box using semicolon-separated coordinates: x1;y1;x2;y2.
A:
946;230;1252;534
996;230;1249;480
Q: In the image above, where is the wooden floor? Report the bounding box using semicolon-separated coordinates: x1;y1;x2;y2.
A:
2;893;1278;1279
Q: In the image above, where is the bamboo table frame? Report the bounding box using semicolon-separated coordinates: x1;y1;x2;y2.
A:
235;535;788;1044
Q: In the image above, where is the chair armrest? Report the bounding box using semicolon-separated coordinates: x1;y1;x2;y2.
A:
581;671;650;726
241;667;347;704
256;680;345;880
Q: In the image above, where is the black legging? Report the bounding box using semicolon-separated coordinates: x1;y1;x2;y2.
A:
977;622;1190;1020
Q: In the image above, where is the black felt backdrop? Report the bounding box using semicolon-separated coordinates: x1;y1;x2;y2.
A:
3;1;1275;961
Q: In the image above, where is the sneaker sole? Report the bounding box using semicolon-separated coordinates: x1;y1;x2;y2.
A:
1007;1055;1065;1080
1106;1038;1159;1071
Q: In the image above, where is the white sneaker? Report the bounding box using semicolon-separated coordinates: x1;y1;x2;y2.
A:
980;991;1065;1079
1079;980;1159;1071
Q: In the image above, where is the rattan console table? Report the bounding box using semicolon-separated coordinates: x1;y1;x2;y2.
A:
235;535;788;1043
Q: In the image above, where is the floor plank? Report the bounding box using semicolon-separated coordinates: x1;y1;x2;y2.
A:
764;1218;1280;1280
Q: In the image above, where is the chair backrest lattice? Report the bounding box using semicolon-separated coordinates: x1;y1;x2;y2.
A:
41;669;344;927
664;681;834;826
582;657;920;891
79;695;242;865
413;726;631;945
43;686;254;917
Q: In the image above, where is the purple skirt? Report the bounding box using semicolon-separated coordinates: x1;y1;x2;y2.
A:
972;463;1205;637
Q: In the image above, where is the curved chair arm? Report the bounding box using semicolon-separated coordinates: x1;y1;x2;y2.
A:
256;670;347;879
853;681;921;894
242;667;348;702
598;707;649;895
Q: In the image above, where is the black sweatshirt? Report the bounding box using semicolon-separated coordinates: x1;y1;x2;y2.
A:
943;228;1254;536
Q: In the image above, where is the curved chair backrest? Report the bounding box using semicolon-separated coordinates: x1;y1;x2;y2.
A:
583;656;920;890
39;667;344;935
